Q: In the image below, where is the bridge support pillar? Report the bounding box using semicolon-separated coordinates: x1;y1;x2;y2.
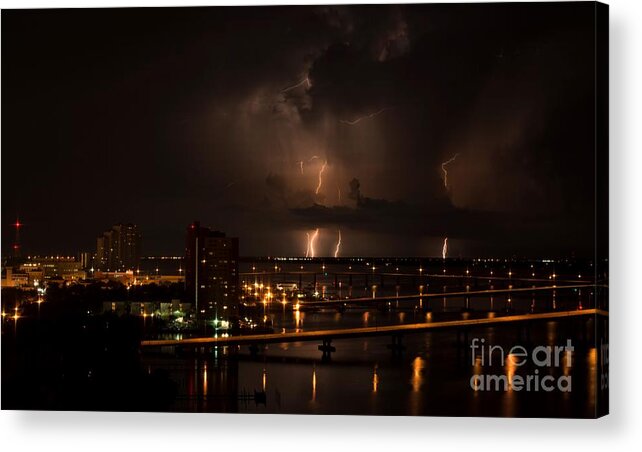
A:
462;296;472;312
387;334;405;355
456;328;471;363
226;344;239;358
318;338;336;361
456;328;470;349
517;322;532;346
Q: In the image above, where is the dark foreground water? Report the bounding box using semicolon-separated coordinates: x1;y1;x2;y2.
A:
142;302;604;417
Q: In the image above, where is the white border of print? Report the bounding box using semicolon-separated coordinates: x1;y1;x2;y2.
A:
1;1;640;452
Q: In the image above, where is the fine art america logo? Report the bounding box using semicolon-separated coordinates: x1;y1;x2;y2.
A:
469;338;574;393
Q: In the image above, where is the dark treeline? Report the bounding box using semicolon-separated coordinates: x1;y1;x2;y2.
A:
46;281;186;305
1;283;181;411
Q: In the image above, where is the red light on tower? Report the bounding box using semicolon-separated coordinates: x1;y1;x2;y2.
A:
13;218;22;258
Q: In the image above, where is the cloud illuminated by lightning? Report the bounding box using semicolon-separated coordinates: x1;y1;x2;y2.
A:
339;108;388;125
297;156;322;177
334;229;342;258
442;237;448;260
441;153;460;189
305;232;311;257
315;160;328;195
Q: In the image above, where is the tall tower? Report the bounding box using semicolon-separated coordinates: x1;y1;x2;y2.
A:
12;218;22;258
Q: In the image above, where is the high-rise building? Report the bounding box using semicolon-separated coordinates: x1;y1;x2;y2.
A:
185;221;239;319
119;224;141;270
94;223;141;271
96;235;106;269
78;251;92;270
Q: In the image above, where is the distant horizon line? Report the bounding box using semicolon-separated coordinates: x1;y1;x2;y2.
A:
2;254;601;262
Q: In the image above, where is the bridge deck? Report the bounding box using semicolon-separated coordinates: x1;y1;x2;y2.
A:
141;308;607;348
299;284;597;306
240;271;586;285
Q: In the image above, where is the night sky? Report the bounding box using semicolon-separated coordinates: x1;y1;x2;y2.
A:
1;3;603;258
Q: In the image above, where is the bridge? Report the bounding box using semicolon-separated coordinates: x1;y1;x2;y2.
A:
141;308;607;359
296;283;596;309
240;270;586;287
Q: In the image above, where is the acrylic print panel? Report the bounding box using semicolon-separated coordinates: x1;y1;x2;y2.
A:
0;2;608;417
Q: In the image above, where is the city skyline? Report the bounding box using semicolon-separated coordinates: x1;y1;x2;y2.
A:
2;3;606;259
1;216;605;260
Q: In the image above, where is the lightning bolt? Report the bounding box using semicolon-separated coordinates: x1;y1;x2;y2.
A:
441;153;460;189
315;160;328;195
282;77;311;93
297;156;320;175
442;237;448;260
309;228;319;258
337;184;342;204
305;228;320;257
334;229;342;258
339;108;388;125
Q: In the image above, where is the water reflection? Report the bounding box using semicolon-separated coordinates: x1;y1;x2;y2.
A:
409;356;426;415
503;353;518;417
547;321;556;346
472;355;482;399
587;347;597;411
372;364;379;393
411;356;425;392
203;361;208;396
293;310;303;332
140;295;597;417
505;353;518;392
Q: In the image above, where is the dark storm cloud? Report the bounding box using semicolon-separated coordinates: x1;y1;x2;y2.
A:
2;4;600;257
